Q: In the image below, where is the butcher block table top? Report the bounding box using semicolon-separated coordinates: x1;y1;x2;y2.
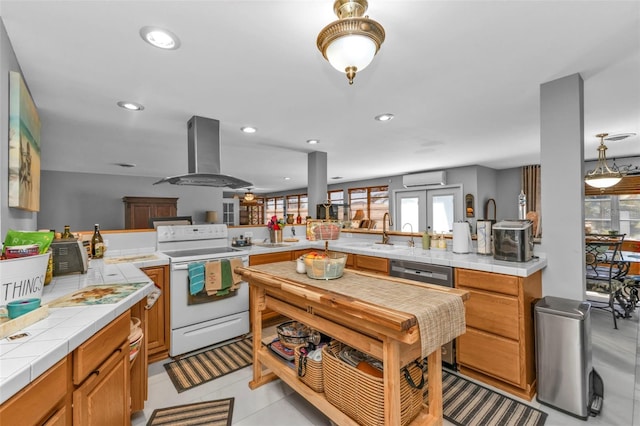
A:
236;261;469;426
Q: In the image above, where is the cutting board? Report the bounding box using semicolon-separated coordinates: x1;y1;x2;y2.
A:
0;305;49;339
48;282;149;307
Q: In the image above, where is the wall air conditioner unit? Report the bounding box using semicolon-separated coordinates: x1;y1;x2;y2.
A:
402;171;446;188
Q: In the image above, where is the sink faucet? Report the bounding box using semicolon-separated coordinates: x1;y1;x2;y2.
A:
381;212;392;244
403;223;415;247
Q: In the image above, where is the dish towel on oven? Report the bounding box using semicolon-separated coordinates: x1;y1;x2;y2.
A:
205;259;244;296
188;262;205;295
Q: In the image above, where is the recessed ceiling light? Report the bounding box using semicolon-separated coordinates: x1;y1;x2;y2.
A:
241;126;257;134
139;26;181;50
375;113;394;122
117;101;144;111
283;177;291;180
307;139;320;144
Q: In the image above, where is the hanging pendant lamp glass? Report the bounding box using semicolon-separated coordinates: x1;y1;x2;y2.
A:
585;133;623;189
317;0;385;85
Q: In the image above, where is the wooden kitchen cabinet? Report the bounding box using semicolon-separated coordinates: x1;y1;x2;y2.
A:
72;311;130;425
249;251;293;265
73;340;129;425
123;196;178;229
455;268;541;400
249;252;294;328
142;265;170;363
0;356;72;426
354;254;388;274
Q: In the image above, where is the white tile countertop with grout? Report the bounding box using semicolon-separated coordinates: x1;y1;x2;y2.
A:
0;259;156;404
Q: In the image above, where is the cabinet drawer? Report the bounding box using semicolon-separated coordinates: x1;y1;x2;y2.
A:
249;252;292;265
456;269;519;296
355;255;389;274
457;327;522;386
0;356;68;425
73;311;130;385
459;287;520;340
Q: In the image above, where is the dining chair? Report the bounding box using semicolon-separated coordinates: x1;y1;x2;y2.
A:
585;233;628;329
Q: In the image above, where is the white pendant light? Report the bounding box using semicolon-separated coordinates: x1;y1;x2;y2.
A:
585;133;623;189
317;0;385;85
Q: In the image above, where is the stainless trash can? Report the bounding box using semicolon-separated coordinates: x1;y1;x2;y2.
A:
535;296;592;419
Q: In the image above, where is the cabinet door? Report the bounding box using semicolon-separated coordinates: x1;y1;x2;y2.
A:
354;254;389;274
457;327;522;386
73;341;130;426
458;287;520;340
143;266;170;363
0;357;70;426
249;252;292;265
43;406;67;426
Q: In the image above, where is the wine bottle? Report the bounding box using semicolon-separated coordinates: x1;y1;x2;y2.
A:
61;225;73;239
91;224;105;259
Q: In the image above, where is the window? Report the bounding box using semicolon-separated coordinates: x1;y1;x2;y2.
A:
585;176;640;240
585;194;640;239
394;185;463;234
265;196;284;221
348;186;389;228
285;194;308;221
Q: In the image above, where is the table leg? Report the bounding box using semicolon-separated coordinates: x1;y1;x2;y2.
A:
249;284;265;389
383;338;402;425
427;348;443;424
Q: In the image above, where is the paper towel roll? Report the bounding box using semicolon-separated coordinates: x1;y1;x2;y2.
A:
477;221;492;255
453;222;471;254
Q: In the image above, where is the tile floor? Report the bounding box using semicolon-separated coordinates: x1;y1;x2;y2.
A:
131;307;639;426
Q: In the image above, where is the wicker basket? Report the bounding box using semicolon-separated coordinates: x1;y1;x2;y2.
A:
322;341;424;426
294;345;324;392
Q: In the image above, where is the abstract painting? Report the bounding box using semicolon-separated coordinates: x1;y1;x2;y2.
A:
9;71;41;211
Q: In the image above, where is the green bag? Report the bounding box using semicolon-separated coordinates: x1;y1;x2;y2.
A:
3;229;55;255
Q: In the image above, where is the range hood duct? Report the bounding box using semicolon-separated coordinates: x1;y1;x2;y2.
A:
154;116;252;188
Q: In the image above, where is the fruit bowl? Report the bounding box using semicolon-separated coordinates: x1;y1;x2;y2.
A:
303;252;347;280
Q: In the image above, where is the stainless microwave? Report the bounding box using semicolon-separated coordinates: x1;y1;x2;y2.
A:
492;220;534;262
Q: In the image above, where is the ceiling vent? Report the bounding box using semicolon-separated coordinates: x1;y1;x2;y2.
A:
402;171;446;187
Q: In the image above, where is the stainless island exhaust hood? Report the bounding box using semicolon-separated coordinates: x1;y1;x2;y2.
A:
154;116;253;188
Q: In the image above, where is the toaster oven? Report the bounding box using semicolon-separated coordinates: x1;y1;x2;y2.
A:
492;220;534;262
51;239;88;275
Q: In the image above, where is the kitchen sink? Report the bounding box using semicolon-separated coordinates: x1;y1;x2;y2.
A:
254;243;290;248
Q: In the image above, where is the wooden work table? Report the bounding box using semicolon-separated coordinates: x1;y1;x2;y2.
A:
236;262;469;426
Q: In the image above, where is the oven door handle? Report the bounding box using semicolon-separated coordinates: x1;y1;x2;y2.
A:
172;263;192;271
172;257;248;271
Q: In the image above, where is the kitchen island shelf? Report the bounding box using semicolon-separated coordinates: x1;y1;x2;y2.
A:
238;262;468;426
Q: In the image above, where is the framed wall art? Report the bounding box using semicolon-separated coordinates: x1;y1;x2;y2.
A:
8;71;41;212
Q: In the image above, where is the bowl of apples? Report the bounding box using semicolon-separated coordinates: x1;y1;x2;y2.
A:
303;251;347;280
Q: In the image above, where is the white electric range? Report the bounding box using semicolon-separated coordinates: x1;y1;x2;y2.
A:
156;224;249;357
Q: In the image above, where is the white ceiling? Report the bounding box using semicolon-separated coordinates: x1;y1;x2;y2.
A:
1;0;638;193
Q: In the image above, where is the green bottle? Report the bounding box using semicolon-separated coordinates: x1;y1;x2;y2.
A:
422;227;431;250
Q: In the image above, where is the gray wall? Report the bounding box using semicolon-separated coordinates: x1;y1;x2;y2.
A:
0;19;37;238
38;171;224;232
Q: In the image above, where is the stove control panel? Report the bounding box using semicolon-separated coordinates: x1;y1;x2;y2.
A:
157;224;229;242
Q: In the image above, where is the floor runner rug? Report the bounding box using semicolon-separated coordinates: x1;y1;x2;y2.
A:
165;339;252;393
436;370;547;426
147;398;234;426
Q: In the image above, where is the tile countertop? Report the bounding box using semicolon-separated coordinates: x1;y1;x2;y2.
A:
244;238;547;277
0;259;156;405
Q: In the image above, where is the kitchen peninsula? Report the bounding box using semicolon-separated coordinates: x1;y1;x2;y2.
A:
0;258;160;424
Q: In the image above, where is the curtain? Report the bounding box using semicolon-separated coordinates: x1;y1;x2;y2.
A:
521;165;541;212
521;164;541;236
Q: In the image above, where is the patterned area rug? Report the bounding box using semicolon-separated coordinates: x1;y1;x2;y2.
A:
147;398;234;426
165;339;252;393
437;370;547;426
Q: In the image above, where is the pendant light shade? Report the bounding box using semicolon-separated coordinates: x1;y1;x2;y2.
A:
317;0;385;85
585;133;623;189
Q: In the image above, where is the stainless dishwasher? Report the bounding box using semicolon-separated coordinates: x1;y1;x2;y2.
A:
389;259;456;368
